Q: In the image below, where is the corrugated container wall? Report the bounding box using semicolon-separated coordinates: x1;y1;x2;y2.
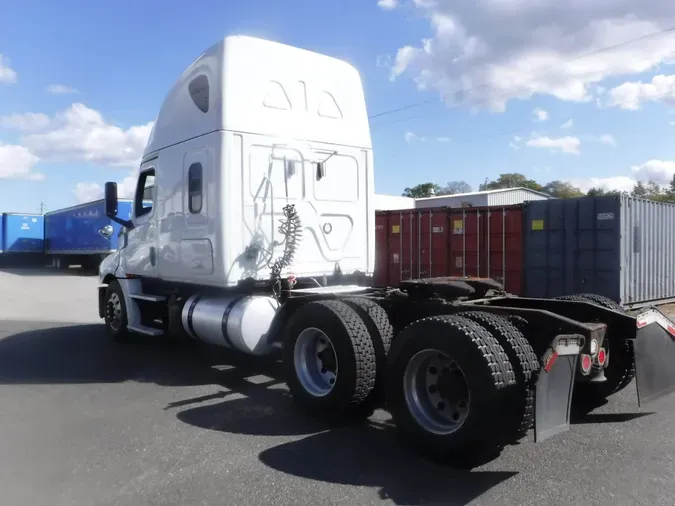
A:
1;213;44;253
523;195;675;308
374;205;525;295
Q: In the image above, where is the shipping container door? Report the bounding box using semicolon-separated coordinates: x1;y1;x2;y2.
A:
524;197;620;300
449;208;487;278
374;212;389;286
420;209;449;279
575;197;621;300
387;212;403;286
399;210;421;281
486;207;524;295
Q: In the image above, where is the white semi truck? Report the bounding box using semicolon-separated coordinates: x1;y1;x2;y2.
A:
96;35;675;465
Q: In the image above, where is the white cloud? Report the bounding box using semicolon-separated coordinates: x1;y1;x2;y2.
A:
385;1;675;111
0;144;43;180
533;108;548;122
73;172;138;203
568;158;675;192
598;133;617;146
513;135;522;142
377;0;398;10
46;84;79;94
561;119;574;129
0;112;51;131
0;55;17;84
1;103;153;168
568;176;637;193
437;136;451;142
526;134;581;154
607;74;675;110
405;131;425;142
630;159;675;184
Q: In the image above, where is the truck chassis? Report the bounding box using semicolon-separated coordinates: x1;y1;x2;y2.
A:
97;273;675;466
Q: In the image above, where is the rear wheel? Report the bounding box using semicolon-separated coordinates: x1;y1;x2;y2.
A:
282;300;377;418
458;311;539;436
385;314;516;466
343;297;394;416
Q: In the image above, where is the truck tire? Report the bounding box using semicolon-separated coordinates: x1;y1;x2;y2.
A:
457;311;539;436
103;280;132;342
343;297;394;416
282;300;377;418
555;293;636;401
385;314;516;465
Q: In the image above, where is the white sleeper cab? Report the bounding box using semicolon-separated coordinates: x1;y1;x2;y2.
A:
96;34;675;467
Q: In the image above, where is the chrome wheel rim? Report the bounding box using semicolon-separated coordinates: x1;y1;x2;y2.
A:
403;349;471;435
106;292;122;331
294;327;338;397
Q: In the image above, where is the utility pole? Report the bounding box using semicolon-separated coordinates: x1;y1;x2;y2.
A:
39;202;45;215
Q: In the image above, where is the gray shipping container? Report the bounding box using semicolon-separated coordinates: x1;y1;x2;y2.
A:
523;194;675;308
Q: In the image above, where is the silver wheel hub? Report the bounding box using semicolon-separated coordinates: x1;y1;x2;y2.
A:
294;328;338;397
403;349;471;435
106;292;122;331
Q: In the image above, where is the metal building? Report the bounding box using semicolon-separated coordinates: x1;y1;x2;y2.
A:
374;194;416;211
414;187;553;209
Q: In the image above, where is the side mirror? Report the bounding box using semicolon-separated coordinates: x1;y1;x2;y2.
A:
104;182;118;218
104;181;134;230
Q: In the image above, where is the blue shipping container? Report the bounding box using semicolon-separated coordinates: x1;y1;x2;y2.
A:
523;195;675;308
1;213;44;253
44;199;133;254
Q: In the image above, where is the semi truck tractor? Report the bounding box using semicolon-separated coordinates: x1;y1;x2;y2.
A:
96;35;675;464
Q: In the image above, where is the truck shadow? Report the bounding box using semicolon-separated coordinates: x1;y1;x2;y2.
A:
0;266;97;277
1;322;654;504
0;321;517;504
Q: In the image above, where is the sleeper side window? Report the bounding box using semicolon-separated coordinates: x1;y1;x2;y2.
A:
135;169;155;218
188;162;203;214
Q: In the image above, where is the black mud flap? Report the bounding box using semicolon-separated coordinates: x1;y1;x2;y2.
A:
533;337;581;442
634;307;675;407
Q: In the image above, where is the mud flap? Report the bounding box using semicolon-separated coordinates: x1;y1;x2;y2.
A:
533;338;581;442
634;307;675;407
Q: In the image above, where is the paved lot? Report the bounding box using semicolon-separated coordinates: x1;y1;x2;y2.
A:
1;267;675;506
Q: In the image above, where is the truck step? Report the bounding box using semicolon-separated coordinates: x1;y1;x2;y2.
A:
130;293;167;302
128;324;165;336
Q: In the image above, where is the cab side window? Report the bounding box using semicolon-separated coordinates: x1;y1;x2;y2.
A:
188;162;203;214
135;169;155;218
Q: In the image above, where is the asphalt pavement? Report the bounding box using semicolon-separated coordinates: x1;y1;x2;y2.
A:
1;267;675;506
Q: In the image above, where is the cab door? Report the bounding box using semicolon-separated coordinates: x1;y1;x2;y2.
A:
123;160;158;277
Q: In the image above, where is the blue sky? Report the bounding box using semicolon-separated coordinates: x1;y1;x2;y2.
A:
1;0;675;213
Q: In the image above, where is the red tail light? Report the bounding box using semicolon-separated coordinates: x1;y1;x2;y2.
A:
580;354;592;374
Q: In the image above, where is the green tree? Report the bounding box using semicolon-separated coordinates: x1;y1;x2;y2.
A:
402;183;441;198
481;173;545;192
586;187;623;197
437;181;472;195
542;180;584;198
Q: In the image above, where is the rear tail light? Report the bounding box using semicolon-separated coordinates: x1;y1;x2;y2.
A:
580;354;592;374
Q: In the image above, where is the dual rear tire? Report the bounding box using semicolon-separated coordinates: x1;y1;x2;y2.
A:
283;300;538;465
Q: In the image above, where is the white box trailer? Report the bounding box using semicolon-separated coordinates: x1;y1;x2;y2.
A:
96;35;675;466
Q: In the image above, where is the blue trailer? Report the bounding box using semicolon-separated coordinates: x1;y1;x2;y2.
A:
0;213;45;266
44;199;132;271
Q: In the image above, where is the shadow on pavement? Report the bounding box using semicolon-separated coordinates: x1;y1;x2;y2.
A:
0;321;518;504
0;266;96;277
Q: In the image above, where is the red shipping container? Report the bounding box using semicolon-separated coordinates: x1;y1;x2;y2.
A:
374;213;389;287
374;205;525;295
